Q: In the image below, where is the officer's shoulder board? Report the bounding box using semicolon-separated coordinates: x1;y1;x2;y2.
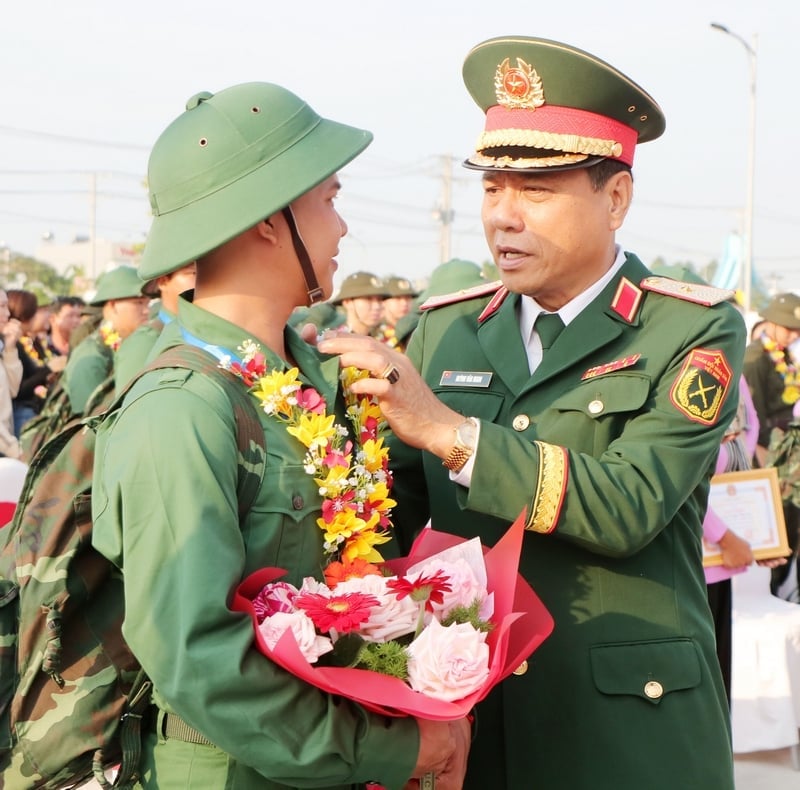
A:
640;276;734;307
419;280;504;313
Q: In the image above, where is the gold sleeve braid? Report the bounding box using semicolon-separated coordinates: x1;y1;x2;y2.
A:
526;441;568;534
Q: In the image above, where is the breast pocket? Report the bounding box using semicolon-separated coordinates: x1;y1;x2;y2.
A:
538;372;651;456
431;386;505;424
242;465;325;581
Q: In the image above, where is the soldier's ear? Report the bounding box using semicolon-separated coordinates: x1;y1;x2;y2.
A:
606;170;632;231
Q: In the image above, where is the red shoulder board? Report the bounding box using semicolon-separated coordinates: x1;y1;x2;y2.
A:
420;280;504;312
610;277;643;323
640;276;734;306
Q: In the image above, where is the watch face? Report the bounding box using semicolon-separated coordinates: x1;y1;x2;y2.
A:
456;418;477;447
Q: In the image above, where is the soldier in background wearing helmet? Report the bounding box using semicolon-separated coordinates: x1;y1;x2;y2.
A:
330;271;390;335
374;276;419;350
320;36;743;789
114;261;197;392
90;83;469;789
61;264;149;417
744;292;800;597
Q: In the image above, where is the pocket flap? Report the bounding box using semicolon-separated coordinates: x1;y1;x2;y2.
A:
590;638;701;704
553;373;650;418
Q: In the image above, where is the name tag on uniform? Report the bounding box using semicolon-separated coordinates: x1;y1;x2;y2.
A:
439;370;493;388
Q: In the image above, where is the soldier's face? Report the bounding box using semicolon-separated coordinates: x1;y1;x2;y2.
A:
481;168;631;311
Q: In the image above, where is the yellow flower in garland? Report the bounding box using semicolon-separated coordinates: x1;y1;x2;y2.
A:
99;321;121;351
760;334;800;405
220;340;395;564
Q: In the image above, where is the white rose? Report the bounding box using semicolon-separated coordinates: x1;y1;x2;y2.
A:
406;618;490;702
258;610;333;664
333;574;418;642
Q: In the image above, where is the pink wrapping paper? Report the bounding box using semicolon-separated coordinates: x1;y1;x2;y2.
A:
231;509;553;721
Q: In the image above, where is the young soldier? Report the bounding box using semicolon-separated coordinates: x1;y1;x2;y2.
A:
331;271;390;335
91;82;469;789
320;36;744;789
61;265;149;416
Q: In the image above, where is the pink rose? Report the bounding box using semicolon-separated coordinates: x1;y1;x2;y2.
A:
406;618;490;702
334;574;418;641
257;611;333;663
410;558;490;620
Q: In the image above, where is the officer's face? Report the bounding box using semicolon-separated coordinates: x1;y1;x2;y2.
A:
288;174;348;302
481;168;631;311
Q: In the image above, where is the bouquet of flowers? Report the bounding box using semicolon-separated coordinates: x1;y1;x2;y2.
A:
232;509;553;720
221;339;553;718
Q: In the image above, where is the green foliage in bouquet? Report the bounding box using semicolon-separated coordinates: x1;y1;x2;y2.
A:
356;640;409;680
440;600;494;633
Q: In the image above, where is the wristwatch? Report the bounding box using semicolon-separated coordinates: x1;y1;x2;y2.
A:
442;417;479;472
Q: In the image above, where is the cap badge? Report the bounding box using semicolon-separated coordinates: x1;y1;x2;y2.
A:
794;307;800;320
494;58;545;110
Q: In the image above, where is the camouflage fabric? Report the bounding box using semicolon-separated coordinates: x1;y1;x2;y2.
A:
0;345;266;789
766;421;800;507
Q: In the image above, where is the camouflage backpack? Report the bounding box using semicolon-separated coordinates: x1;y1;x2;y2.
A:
766;421;800;507
0;344;266;789
18;358;115;465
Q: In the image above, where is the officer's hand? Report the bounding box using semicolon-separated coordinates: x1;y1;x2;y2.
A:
317;333;463;458
408;717;471;790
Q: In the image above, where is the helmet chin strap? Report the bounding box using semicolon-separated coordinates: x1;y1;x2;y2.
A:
281;207;324;305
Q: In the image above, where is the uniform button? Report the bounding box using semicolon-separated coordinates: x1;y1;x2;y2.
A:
512;660;528;676
512;415;530;431
644;680;663;699
291;495;304;510
588;399;604;415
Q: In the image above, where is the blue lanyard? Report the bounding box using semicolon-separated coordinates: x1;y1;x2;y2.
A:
179;327;240;366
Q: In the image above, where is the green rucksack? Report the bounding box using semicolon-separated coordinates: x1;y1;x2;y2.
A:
0;344;266;789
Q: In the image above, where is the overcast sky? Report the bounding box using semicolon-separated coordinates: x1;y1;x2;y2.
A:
1;0;796;294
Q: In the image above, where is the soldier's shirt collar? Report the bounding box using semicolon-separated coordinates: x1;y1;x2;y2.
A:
517;245;626;338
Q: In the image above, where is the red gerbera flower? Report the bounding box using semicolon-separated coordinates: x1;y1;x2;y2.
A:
386;571;452;613
294;591;379;633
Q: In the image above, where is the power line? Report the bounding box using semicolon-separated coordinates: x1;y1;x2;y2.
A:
0;125;148;152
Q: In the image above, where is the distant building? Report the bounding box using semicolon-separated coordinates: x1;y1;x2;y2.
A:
34;236;142;281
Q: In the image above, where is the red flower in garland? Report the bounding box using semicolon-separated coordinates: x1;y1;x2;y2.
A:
323;558;383;588
229;352;267;387
386;571;452;613
294;591;380;633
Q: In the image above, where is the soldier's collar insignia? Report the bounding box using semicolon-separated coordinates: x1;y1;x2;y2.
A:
610;277;643;323
478;286;511;323
420;280;503;312
495;57;545;110
669;348;733;426
581;354;641;380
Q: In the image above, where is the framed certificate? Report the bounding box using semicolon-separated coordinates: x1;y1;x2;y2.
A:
702;467;792;567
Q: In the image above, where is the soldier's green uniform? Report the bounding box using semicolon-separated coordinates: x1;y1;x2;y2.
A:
91;82;422;789
93;300;416;789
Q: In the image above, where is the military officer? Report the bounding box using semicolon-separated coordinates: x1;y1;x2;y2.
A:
320;36;744;789
91;82;469;789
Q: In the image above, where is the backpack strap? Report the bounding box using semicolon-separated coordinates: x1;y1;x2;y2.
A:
101;343;266;787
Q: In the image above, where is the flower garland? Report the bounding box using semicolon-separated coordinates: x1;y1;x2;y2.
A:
220;339;396;564
20;335;50;366
99;321;121;352
760;333;800;404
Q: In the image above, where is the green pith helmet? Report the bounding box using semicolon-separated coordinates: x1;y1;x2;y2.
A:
385;276;420;298
762;293;800;330
462;36;665;172
423;258;485;298
139;82;373;281
90;265;146;306
331;271;390;304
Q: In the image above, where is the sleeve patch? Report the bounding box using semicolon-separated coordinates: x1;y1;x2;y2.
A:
669;348;733;425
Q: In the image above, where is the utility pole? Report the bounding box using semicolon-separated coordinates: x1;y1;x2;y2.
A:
435;155;454;263
89;172;97;280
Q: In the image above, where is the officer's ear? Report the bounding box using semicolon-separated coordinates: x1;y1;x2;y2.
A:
606;170;633;231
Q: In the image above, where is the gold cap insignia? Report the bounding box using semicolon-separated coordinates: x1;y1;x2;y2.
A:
793;307;800;320
494;57;545;110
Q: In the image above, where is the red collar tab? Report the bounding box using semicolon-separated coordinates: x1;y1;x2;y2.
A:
420;280;504;312
610;277;643;323
640;276;734;306
478;286;511;323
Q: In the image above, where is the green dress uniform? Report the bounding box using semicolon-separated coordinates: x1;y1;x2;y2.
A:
388;254;745;789
91;297;418;790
